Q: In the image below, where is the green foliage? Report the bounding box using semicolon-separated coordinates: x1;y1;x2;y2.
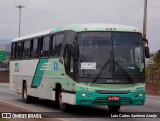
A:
146;81;160;95
145;62;160;95
153;49;160;63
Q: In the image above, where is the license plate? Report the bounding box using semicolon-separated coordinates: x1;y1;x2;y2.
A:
108;96;120;101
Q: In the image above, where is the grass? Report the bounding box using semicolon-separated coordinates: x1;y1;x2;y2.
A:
146;81;160;95
145;63;160;96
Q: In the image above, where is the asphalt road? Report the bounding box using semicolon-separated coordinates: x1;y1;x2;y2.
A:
0;83;159;121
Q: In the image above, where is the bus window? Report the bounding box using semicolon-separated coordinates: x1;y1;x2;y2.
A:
30;38;38;58
55;33;64;56
40;36;50;57
30;40;33;58
23;40;30;58
11;43;15;59
51;35;56;57
15;42;22;59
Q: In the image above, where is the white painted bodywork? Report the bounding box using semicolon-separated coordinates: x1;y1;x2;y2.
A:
10;59;75;105
62;92;76;105
10;60;39;93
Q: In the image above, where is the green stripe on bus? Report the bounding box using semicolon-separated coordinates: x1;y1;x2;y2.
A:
31;59;49;87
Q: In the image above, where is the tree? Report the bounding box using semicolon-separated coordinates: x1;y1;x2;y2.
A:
153;49;160;63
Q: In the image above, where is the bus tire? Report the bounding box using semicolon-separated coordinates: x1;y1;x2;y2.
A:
58;88;67;112
23;82;32;103
108;105;121;112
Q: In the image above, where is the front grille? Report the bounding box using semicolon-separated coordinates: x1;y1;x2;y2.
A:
95;90;130;94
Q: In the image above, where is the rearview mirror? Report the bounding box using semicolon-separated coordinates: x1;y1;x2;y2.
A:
145;46;150;58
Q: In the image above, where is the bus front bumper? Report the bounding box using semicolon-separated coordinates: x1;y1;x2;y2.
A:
76;91;145;106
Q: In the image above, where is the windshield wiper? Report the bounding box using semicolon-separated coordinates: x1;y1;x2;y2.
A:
93;49;133;83
93;50;114;83
114;62;134;82
93;60;110;83
92;59;111;83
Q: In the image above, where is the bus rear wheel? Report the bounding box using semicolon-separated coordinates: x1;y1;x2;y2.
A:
23;82;32;103
108;105;121;112
58;88;67;112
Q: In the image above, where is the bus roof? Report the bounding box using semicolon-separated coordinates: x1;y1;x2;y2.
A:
12;29;53;42
51;23;140;33
12;23;141;42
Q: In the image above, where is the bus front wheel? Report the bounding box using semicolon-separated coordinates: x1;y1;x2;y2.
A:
108;105;121;112
58;88;67;112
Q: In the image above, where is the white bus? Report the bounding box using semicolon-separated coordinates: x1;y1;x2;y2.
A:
10;24;148;112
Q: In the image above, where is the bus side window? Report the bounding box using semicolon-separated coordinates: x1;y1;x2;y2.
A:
23;40;30;59
15;42;22;59
51;35;56;57
39;38;43;57
11;43;15;59
30;40;33;58
55;33;64;56
41;36;50;57
30;38;38;58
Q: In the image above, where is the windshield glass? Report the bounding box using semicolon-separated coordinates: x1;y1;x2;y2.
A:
78;32;144;78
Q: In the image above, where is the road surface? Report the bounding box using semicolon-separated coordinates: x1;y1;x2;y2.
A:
0;83;159;121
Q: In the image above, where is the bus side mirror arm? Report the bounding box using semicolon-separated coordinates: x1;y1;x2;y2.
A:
145;46;150;58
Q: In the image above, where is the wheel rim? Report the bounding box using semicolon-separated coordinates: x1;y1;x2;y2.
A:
59;92;66;111
59;93;62;107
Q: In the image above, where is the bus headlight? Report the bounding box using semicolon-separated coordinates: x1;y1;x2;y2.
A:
82;94;86;97
135;93;143;98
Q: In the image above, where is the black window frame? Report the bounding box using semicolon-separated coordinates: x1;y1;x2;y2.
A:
30;38;39;58
15;42;22;59
50;35;56;57
11;43;15;60
10;31;68;60
50;32;65;57
39;34;50;58
23;40;31;59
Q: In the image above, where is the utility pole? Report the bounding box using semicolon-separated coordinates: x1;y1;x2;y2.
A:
143;0;150;58
143;0;147;41
15;5;25;37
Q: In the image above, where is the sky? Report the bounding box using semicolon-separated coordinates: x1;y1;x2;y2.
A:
0;0;159;52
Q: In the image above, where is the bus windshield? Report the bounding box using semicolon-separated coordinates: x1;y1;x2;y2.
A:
78;32;144;79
